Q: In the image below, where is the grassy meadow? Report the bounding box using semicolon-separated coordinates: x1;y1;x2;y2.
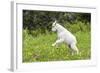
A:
22;24;91;62
22;10;91;63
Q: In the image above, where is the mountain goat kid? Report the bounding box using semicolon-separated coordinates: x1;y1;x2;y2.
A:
52;20;79;55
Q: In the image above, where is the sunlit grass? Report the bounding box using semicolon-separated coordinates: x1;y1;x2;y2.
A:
23;30;91;62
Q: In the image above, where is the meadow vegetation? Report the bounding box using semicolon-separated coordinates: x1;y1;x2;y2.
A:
23;10;91;62
23;21;91;62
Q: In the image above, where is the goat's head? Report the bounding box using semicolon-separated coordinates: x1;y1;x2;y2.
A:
52;20;58;32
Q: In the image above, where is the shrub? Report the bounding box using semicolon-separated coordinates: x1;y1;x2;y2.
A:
64;21;90;33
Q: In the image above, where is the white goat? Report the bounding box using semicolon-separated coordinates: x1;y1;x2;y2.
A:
52;20;79;55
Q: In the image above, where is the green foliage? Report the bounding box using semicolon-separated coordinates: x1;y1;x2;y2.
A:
63;21;90;33
23;30;91;62
23;10;91;33
22;10;91;62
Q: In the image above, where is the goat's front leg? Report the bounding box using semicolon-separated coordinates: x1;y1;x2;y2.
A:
52;39;64;47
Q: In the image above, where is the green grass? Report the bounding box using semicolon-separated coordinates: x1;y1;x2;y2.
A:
23;31;91;62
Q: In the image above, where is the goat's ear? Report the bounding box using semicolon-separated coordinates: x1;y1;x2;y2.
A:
54;20;57;24
54;20;57;26
55;20;57;22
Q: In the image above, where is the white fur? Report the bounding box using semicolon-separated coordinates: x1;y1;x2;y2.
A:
52;21;79;55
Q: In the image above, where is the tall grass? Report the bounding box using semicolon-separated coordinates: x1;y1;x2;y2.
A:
23;29;91;62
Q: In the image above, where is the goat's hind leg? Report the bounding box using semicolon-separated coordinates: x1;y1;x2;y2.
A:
70;43;79;55
68;44;73;55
